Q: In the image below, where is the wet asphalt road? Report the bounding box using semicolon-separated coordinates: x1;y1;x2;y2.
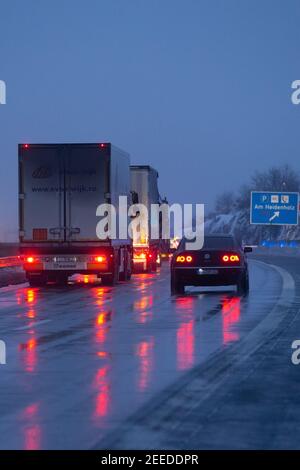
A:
0;257;289;449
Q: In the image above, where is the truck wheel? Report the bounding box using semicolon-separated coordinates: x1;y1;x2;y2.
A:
127;250;132;280
103;274;117;286
171;273;185;295
28;275;46;287
118;251;128;281
56;274;69;286
146;261;152;273
151;260;157;272
103;257;119;286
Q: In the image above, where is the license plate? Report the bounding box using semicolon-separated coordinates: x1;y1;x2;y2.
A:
198;268;219;275
45;261;86;270
54;263;77;269
55;256;77;263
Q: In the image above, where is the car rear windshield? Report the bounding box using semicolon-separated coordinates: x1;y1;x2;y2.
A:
179;236;237;250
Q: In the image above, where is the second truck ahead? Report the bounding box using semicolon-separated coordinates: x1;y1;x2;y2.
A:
130;165;169;273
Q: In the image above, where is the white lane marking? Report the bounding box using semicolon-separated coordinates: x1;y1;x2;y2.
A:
225;260;295;361
15;319;51;331
253;260;295;304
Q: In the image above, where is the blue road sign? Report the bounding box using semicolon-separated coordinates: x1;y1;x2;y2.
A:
250;191;299;225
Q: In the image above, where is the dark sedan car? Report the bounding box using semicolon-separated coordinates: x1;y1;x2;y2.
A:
170;234;252;295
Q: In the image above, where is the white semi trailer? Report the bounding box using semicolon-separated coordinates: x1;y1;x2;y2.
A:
19;143;132;286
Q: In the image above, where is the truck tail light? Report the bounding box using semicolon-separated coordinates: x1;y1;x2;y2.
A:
95;255;106;263
26;256;35;263
134;252;147;259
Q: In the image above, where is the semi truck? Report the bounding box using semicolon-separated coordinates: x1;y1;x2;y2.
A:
130;165;169;273
19;143;132;286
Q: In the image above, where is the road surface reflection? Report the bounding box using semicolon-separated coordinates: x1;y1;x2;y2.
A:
22;402;42;450
175;296;195;370
136;338;154;391
222;296;241;344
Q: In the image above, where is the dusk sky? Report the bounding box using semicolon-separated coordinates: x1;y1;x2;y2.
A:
1;0;300;240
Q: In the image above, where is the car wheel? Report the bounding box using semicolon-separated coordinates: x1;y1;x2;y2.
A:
237;272;249;296
171;273;185;295
244;272;250;294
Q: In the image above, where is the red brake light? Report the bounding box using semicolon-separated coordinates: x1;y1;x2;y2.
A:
222;254;240;263
95;255;106;263
99;143;106;148
23;144;29;149
133;252;147;260
26;256;35;263
176;255;193;263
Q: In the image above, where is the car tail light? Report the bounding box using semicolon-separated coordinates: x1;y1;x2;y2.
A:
176;255;193;263
222;254;240;263
26;256;35;263
95;255;106;263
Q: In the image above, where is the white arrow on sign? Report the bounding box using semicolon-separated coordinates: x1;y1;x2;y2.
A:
269;211;280;222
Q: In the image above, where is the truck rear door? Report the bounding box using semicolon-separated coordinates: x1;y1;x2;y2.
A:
19;144;64;242
64;145;108;242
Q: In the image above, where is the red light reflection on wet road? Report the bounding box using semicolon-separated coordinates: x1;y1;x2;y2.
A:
175;296;195;370
222;296;241;344
26;289;35;304
177;321;195;370
93;366;110;419
136;338;154;391
22;403;41;450
95;311;111;345
133;295;153;323
19;338;38;373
